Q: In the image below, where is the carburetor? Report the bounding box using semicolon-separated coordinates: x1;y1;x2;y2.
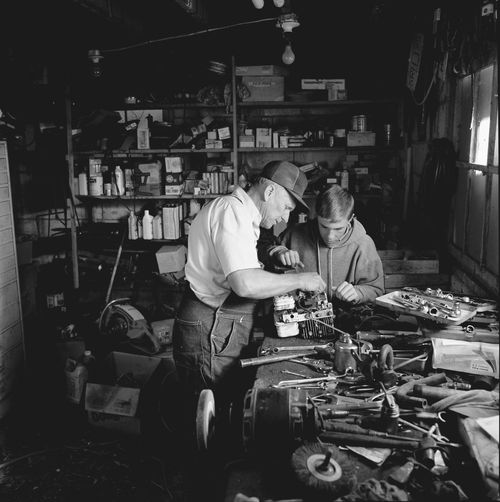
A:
273;291;335;339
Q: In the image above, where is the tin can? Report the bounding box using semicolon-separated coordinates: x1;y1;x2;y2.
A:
351;115;359;131
357;115;367;132
384;123;392;145
328;135;335;147
88;174;103;196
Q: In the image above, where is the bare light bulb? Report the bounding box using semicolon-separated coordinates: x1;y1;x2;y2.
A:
282;43;295;65
273;0;285;6
251;0;264;8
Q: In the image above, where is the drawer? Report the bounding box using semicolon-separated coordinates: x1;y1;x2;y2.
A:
0;241;14;259
0;281;18;311
0;201;10;217
0;266;16;285
0;255;16;275
0;227;13;244
0;301;21;332
0;342;24;405
0;321;23;353
0;186;9;202
0;215;10;230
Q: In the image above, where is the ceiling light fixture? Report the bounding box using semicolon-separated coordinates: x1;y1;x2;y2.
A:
276;12;300;33
88;49;104;77
277;12;299;65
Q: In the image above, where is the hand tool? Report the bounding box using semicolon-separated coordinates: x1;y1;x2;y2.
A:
240;350;319;367
261;342;334;355
288;357;334;373
281;369;310;378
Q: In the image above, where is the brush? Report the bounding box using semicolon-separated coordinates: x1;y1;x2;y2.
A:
291;442;357;499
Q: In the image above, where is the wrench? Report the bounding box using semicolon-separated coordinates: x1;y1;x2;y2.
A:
265;342;334;354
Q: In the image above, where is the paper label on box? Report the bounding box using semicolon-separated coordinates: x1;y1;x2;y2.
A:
218;127;231;140
165;157;183;172
431;338;499;377
85;384;141;417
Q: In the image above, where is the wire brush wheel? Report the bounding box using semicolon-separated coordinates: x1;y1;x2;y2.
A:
291;442;357;498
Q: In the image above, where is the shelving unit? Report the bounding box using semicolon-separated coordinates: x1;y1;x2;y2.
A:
67;58;405;287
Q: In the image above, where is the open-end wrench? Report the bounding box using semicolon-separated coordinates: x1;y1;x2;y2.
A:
264;342;334;354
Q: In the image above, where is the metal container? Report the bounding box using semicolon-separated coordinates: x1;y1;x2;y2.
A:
357;115;368;132
334;333;357;373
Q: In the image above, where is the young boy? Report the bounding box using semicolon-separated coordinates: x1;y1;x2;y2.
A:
268;184;384;304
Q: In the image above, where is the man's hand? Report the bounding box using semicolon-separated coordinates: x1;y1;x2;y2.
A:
333;281;360;303
276;249;304;268
299;273;326;293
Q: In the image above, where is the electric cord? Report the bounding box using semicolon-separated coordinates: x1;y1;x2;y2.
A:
101;18;278;54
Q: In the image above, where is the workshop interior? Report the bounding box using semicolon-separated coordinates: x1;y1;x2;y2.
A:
0;0;498;501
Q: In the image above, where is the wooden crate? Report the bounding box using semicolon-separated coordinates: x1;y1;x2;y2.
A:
378;249;439;274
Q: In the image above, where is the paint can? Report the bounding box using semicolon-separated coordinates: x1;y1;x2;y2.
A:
88;174;103;196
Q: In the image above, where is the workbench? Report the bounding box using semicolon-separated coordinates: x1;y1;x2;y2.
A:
223;334;499;502
224;336;388;502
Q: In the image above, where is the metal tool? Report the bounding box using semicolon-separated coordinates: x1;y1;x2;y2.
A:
240;350;319;368
275;369;353;388
262;342;334;355
289;357;334;373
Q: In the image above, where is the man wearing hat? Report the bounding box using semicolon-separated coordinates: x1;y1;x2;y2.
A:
173;160;325;419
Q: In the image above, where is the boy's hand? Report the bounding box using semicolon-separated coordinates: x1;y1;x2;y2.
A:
276;249;304;269
333;281;360;303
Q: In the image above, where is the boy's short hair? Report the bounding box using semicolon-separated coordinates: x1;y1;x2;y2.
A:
316;185;354;221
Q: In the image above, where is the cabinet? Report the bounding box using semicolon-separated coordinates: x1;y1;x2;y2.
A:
0;141;25;419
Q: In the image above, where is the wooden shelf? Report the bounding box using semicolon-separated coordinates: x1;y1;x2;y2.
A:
74;148;232;157
239;99;400;108
116;102;228;109
239;146;400;153
77;194;222;201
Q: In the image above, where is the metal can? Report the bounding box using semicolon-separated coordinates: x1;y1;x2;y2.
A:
357;115;367;132
328;134;335;147
351;115;359;131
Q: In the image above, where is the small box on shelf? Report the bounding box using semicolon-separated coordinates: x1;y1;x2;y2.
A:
347;132;376;147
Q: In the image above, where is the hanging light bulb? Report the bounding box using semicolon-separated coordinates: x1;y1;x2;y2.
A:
273;0;285;7
282;42;295;65
251;0;264;8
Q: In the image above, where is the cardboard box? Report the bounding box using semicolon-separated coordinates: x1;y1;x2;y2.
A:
256;128;272;148
155;245;186;273
239;135;255;148
137;162;161;195
301;78;345;90
165;157;183;173
85;352;177;435
242;76;284;102
164;185;184;195
347;132;376;147
236;65;289;76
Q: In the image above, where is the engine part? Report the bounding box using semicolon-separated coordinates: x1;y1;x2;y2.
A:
334;333;357;373
98;298;161;354
242;387;315;453
273;291;335;339
395;372;447;408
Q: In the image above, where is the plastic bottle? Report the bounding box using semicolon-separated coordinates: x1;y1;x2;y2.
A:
65;358;88;404
81;350;97;381
142;210;153;240
137;216;143;239
152;213;163;239
128;211;138;240
340;168;349;190
114;165;125;196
